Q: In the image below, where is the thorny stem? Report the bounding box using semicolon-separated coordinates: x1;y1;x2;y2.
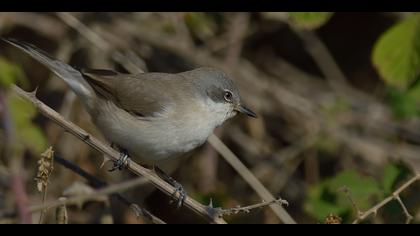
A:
352;173;420;224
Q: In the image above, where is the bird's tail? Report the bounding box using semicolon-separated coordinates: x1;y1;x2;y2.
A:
1;38;96;106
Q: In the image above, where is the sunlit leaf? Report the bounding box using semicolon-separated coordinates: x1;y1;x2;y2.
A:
372;14;420;90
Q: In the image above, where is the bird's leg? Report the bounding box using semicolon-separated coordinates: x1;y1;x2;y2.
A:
153;165;187;208
108;143;131;172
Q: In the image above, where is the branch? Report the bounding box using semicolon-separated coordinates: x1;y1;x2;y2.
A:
208;135;296;224
53;154;164;224
11;85;227;224
212;198;289;218
352;173;420;224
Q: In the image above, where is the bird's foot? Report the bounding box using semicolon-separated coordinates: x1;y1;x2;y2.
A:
170;181;187;209
109;150;130;172
154;166;187;208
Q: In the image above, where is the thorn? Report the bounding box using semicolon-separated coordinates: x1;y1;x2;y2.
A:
99;157;110;169
208;198;214;208
30;87;39;97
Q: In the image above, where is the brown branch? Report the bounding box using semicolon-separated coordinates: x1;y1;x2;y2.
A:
11;85;227;224
208;134;296;224
352;173;420;224
53;153;164;224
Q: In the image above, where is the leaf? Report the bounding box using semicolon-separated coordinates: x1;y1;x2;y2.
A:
328;171;381;210
382;164;401;195
381;163;407;195
0;57;26;88
288;12;333;29
305;184;348;220
304;170;381;221
372;14;420;90
387;88;420;118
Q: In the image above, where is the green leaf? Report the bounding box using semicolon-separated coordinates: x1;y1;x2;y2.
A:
304;170;381;221
305;184;348;220
387;88;420;118
288;12;333;29
382;164;401;195
0;57;26;88
328;171;381;210
7;92;47;154
372;14;420;90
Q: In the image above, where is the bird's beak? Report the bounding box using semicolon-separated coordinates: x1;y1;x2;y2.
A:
235;104;257;118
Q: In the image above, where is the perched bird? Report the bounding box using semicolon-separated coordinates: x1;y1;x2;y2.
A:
2;38;256;206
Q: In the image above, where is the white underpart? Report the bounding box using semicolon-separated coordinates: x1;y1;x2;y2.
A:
93;98;234;165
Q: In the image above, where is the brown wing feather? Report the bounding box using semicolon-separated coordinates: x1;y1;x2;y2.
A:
81;69;181;118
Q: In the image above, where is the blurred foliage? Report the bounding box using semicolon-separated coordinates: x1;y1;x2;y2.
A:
0;56;27;88
373;14;420;118
387;88;420;118
373;14;420;90
288;12;334;29
184;13;217;41
0;58;47;154
304;164;407;222
7;89;48;155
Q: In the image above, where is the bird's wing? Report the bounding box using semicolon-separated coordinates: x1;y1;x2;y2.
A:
81;69;182;118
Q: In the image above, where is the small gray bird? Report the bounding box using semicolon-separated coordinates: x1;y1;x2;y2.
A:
2;38;256;206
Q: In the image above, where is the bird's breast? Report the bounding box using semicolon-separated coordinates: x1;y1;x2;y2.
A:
92;100;219;165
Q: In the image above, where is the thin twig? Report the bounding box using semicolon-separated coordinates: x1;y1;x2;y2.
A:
352;173;420;224
11;85;226;224
215;198;289;217
395;195;413;224
338;186;363;217
208;134;296;224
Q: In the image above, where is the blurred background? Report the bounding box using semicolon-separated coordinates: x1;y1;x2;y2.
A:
0;12;420;224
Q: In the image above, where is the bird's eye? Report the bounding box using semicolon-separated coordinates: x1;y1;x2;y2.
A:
224;91;233;102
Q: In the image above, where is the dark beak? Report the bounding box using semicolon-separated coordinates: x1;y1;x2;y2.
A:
236;105;257;118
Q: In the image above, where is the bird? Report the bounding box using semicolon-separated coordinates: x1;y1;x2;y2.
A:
2;38;257;207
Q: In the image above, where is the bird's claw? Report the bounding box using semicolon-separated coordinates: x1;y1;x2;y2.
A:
170;181;187;209
109;151;130;172
153;165;187;208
